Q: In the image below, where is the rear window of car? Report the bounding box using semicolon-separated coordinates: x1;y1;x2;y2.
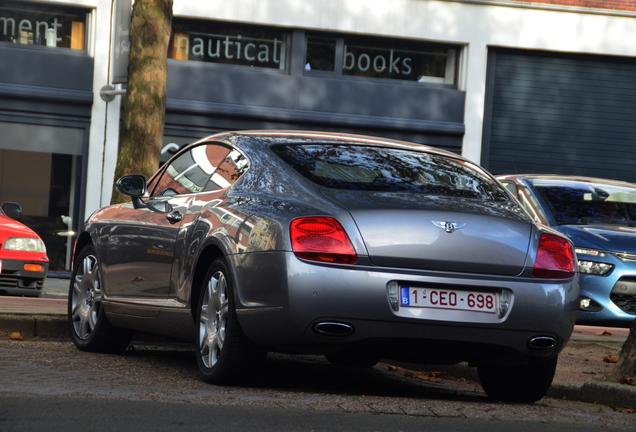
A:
271;144;508;200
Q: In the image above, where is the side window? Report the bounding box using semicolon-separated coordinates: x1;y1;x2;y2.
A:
148;144;248;196
204;149;250;191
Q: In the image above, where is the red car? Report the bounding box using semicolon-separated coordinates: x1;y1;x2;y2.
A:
0;202;49;297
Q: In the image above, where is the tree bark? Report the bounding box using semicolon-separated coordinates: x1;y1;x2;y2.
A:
111;0;173;205
608;318;636;382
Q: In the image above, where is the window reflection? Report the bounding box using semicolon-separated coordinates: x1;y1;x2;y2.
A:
272;144;507;200
150;144;249;196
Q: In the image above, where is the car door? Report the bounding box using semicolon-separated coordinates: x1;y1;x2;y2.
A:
104;143;232;315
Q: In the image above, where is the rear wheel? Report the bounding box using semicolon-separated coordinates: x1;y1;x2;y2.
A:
195;258;266;385
477;356;558;403
68;245;133;354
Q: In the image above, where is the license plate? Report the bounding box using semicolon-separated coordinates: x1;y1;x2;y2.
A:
400;287;497;314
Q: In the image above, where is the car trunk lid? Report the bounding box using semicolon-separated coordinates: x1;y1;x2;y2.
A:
322;189;533;276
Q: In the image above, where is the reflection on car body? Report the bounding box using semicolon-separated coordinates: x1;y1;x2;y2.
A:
69;131;578;403
498;174;636;327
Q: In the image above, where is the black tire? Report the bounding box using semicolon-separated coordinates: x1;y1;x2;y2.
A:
325;352;380;368
68;244;134;354
195;258;266;385
477;356;558;403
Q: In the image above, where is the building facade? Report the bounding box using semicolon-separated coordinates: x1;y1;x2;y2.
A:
1;0;636;271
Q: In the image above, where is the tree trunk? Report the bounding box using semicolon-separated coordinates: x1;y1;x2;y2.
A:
111;0;173;205
608;318;636;382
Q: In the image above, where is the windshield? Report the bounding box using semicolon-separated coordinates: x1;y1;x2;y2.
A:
272;144;508;200
532;180;636;226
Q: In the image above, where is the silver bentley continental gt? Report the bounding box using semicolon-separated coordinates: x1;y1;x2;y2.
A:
68;131;579;402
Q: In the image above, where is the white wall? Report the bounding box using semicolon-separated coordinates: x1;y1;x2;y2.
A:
44;0;122;215
173;0;636;163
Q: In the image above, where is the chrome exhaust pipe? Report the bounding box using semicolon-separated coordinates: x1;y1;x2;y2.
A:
313;322;354;337
527;336;556;350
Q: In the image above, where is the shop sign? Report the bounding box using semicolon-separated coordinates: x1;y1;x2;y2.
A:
341;42;451;82
169;20;286;69
343;45;413;77
306;36;457;84
0;1;87;50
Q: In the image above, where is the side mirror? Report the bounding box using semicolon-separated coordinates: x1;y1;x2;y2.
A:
116;175;148;209
117;174;147;197
1;202;23;221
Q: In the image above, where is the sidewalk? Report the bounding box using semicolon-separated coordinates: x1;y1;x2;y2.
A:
1;277;635;409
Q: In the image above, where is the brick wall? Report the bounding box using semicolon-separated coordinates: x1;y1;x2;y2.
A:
509;0;636;12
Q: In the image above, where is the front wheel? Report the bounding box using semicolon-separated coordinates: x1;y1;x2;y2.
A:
477;356;558;403
68;244;133;354
195;258;266;385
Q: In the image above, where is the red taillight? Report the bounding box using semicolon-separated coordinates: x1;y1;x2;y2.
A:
290;217;357;264
533;233;576;279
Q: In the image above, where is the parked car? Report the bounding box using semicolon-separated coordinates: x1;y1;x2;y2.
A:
69;131;578;402
0;202;49;297
497;174;636;328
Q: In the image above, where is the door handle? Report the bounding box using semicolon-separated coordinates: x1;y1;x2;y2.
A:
166;211;183;224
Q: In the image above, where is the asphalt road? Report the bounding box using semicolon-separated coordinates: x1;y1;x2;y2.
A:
1;394;631;432
1;338;635;431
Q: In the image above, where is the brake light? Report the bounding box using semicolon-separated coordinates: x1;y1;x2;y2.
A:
533;233;576;279
290;217;357;264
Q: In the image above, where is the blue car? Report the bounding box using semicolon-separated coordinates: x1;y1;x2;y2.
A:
497;175;636;328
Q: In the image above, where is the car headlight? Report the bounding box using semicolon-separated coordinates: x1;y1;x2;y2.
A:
575;247;606;258
4;237;47;253
578;260;613;276
575;248;612;275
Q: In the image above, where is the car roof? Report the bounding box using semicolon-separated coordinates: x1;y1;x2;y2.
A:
184;130;466;161
496;174;636;188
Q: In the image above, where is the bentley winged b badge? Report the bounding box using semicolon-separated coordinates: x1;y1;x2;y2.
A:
432;220;466;233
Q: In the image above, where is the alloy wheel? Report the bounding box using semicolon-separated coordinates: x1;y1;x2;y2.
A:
198;270;229;369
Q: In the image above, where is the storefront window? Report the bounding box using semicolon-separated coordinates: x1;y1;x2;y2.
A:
0;0;88;50
305;37;336;72
169;19;287;70
0;122;83;271
306;34;459;85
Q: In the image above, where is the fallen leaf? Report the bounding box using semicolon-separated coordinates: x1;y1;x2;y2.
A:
619;377;635;386
9;332;25;341
428;371;445;378
404;370;418;377
387;365;401;372
595;330;613;336
603;355;618;363
613;407;636;413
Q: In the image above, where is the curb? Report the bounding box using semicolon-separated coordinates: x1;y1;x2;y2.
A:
0;314;69;338
367;361;636;410
2;313;635;409
549;382;636;408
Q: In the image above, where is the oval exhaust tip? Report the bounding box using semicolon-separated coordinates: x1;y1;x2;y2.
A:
314;322;354;337
527;336;556;350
